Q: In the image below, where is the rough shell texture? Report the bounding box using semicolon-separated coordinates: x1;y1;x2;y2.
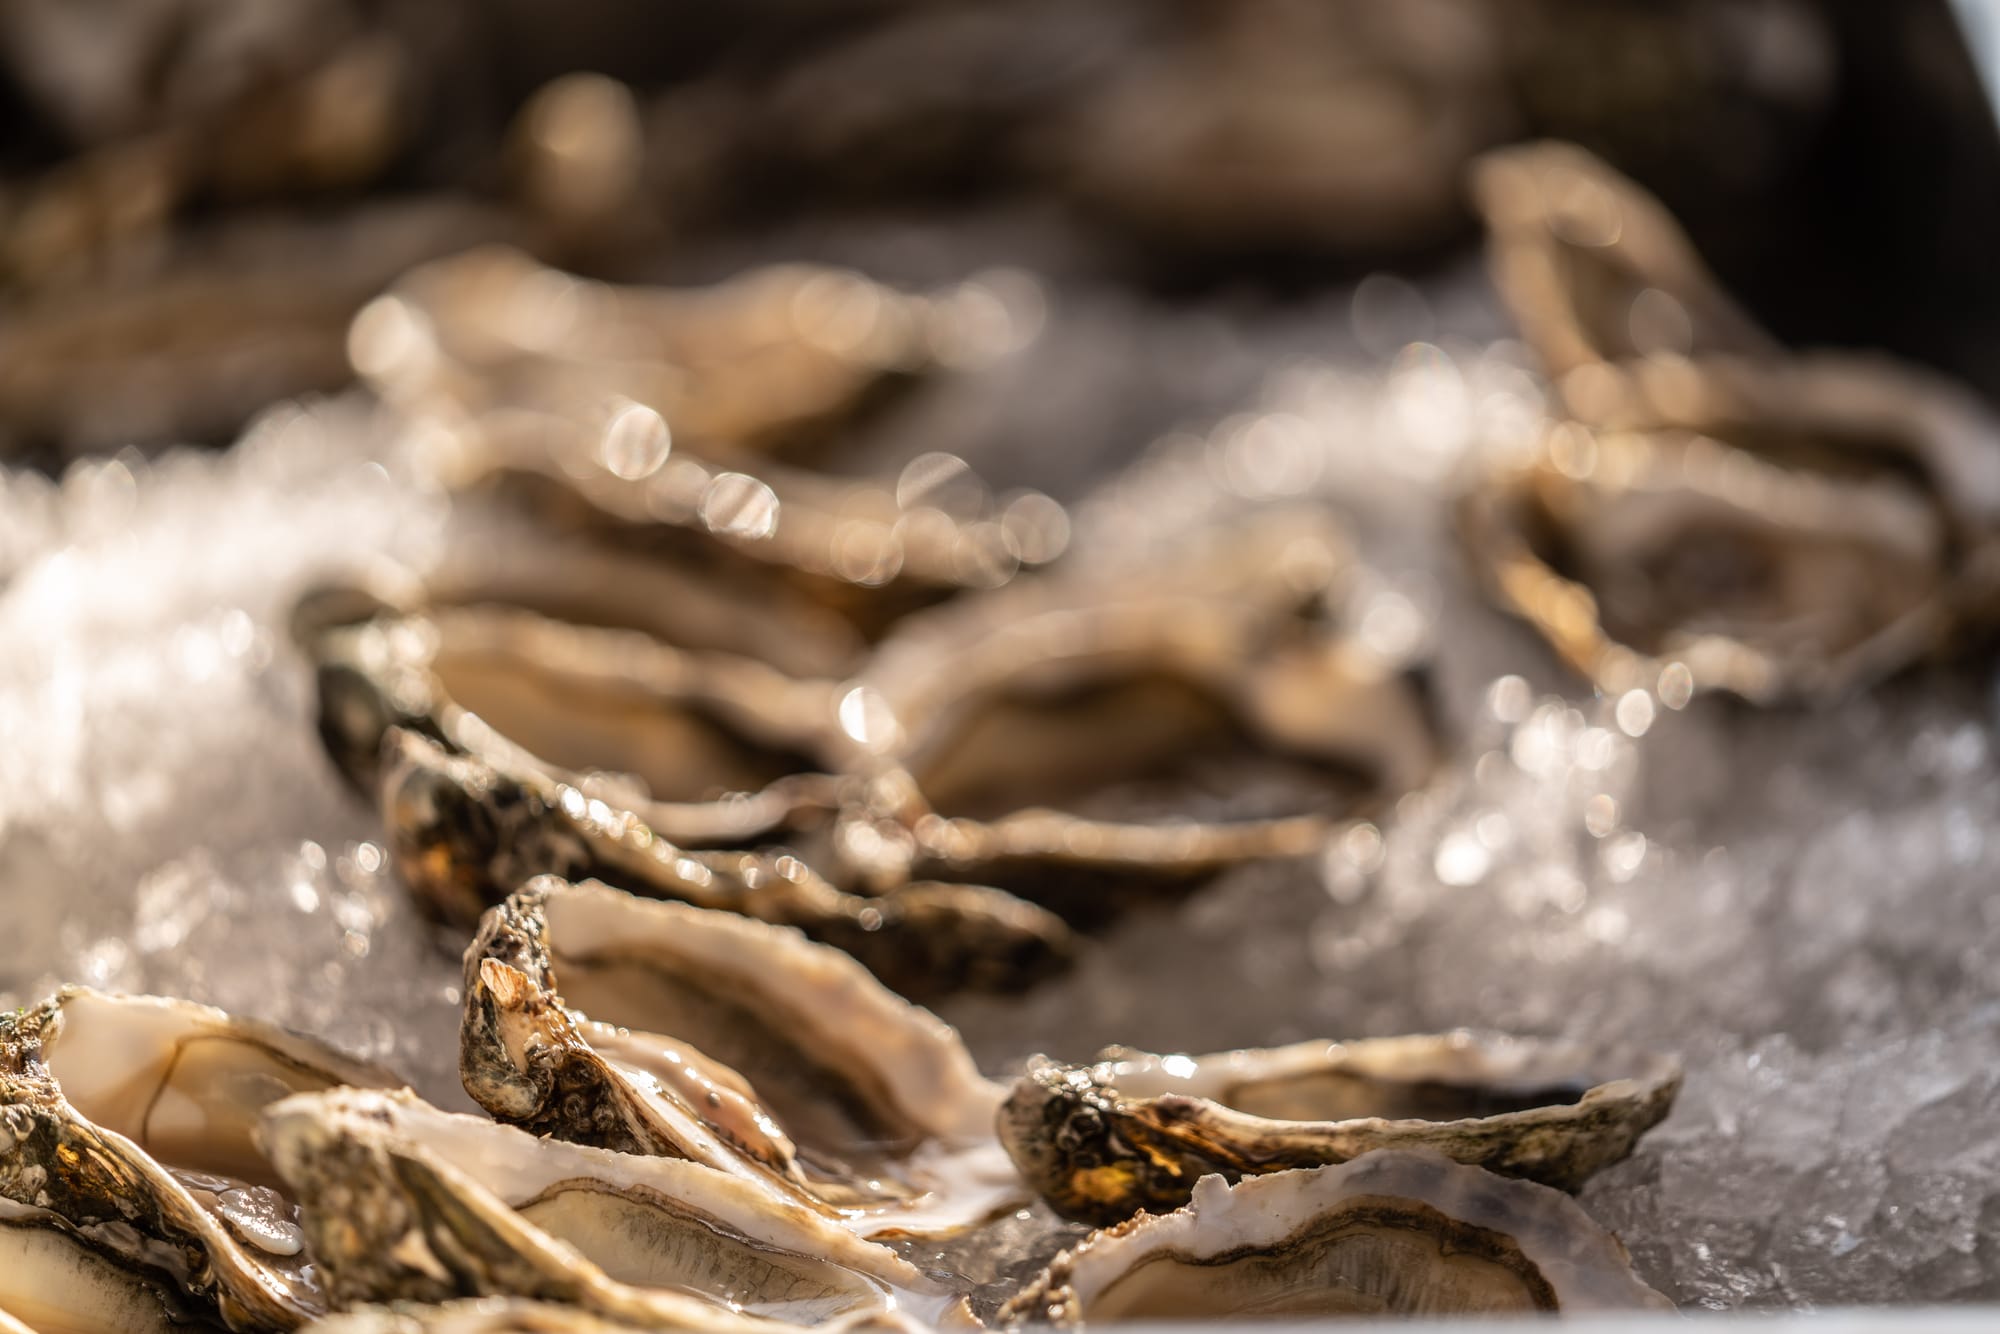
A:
0;987;403;1331
460;877;1024;1238
383;729;1073;999
998;1032;1679;1225
259;1087;943;1327
1000;1150;1674;1323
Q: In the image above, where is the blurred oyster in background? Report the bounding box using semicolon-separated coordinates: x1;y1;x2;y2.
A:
999;1151;1674;1322
999;1033;1679;1225
0;202;506;468
356;247;1063;639
832;508;1440;923
1462;142;2000;702
1046;0;1514;257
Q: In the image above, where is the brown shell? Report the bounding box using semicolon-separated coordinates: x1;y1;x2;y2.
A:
998;1033;1679;1227
999;1150;1673;1323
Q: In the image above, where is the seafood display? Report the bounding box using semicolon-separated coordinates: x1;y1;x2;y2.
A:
11;1;2000;1325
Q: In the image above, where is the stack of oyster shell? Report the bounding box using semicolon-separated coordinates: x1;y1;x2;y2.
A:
9;142;1999;1332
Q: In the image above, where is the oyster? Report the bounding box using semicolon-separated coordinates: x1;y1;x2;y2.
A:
305;1300;647;1334
309;602;838;829
358;244;964;461
1;1206;217;1334
1055;0;1512;257
305;1301;935;1334
1463;142;2000;702
999;1150;1672;1322
460;876;1025;1237
999;1033;1679;1225
355;247;1060;637
260;1087;945;1327
381;730;1071;998
0;987;403;1330
829;510;1440;920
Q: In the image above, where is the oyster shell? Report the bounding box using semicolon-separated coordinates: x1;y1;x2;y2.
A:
460;876;1025;1237
1;1205;218;1334
359;245;960;461
998;1033;1679;1225
356;247;1058;637
305;1300;645;1334
310;603;837;831
999;1150;1673;1322
0;987;404;1330
259;1087;945;1327
305;1301;936;1334
829;510;1440;920
381;729;1071;998
1463;141;2000;702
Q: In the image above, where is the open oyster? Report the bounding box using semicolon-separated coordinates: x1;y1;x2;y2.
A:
461;877;1025;1238
355;247;1060;637
0;987;403;1331
381;729;1071;998
999;1033;1679;1226
999;1150;1672;1322
260;1086;946;1327
306;1300;647;1334
359;244;970;461
306;1302;934;1334
1462;141;2000;702
310;602;837;831
1;1207;216;1334
828;510;1440;920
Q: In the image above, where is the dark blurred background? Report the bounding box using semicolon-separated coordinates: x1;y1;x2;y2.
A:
1;0;1997;474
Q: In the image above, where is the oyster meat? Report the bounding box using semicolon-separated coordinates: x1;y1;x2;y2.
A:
461;877;1026;1238
380;729;1072;998
999;1032;1679;1225
260;1087;946;1328
1000;1150;1673;1322
1461;141;2000;703
0;987;404;1331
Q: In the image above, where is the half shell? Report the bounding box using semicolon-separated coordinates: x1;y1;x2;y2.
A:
999;1150;1672;1322
461;876;1024;1238
259;1087;944;1327
1463;141;2000;702
831;510;1440;921
310;602;837;832
0;988;403;1330
359;247;1060;637
382;729;1072;998
998;1033;1679;1225
305;1301;935;1334
1;1204;218;1334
